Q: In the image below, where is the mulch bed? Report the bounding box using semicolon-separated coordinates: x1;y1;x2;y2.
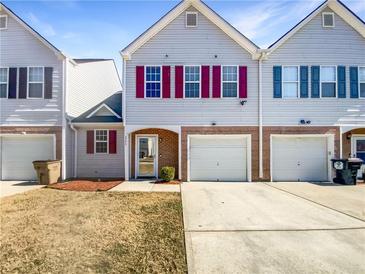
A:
154;180;181;185
48;180;122;191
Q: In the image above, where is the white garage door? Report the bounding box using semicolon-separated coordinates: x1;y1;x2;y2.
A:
272;136;328;182
1;135;54;180
189;136;248;182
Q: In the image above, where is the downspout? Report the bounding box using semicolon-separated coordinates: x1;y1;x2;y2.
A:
68;118;77;178
121;54;129;180
61;57;67;180
258;50;267;180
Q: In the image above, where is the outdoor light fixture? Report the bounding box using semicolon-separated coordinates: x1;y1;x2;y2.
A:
240;100;247;106
211;122;217;126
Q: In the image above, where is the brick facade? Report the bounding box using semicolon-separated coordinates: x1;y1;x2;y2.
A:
181;126;259;182
342;128;365;158
131;128;179;178
0;126;62;160
263;126;340;181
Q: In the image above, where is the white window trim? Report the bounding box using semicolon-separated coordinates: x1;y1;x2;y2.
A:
144;65;162;99
185;11;198;28
359;66;365;99
0;15;8;30
320;65;338;98
94;129;109;154
27;66;44;99
0;67;9;99
221;65;239;98
281;66;300;99
322;12;335;28
183;65;201;99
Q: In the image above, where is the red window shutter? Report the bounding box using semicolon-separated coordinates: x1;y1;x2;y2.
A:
162;66;171;98
86;131;94;154
175;66;184;98
109;130;117;154
201;66;210;98
239;66;248;98
136;66;144;98
212;66;221;98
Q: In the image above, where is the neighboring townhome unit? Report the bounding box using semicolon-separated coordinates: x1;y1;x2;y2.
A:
121;0;260;182
0;3;122;181
262;0;365;182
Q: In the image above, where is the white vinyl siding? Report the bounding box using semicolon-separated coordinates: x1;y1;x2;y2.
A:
184;66;200;98
28;67;44;98
145;66;161;98
359;67;365;98
222;66;238;98
282;66;299;98
320;66;336;98
0;11;63;125
126;7;258;126
77;128;125;178
0;67;8;98
262;7;365;126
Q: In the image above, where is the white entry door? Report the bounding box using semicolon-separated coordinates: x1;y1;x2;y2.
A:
1;135;54;180
272;136;329;182
189;135;248;182
136;136;157;178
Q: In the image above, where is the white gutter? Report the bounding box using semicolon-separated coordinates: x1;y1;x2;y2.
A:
61;58;67;180
121;54;129;180
68;118;78;178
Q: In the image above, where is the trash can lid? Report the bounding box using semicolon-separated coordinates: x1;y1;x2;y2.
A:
348;158;364;163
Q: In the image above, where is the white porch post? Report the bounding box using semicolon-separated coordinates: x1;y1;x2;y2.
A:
124;132;130;180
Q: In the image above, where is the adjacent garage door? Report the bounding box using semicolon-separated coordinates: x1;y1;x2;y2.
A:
0;135;54;180
189;135;248;182
272;136;329;182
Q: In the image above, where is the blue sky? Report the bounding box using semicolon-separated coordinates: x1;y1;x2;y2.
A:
3;0;365;70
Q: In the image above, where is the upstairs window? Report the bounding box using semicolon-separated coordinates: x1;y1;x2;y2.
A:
222;66;238;98
145;66;161;98
186;12;198;28
321;66;336;98
282;66;299;98
360;67;365;98
322;12;334;28
0;68;8;98
95;130;108;154
0;15;7;30
184;66;200;98
28;67;44;98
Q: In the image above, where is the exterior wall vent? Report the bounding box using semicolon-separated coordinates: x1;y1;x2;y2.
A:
186;12;198;28
322;12;335;28
0;15;8;30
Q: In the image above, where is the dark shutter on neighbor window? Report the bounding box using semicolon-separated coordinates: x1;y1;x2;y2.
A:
350;66;359;98
201;65;210;98
239;66;248;98
273;66;282;98
212;65;221;98
162;66;171;99
18;67;27;99
136;66;144;98
8;68;17;99
311;66;320;98
337;66;346;98
300;66;308;98
86;130;94;154
175;66;184;98
44;67;53;99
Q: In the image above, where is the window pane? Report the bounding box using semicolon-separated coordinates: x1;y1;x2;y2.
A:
223;66;237;81
322;83;336;97
185;66;200;81
359;67;365;82
185;83;199;98
0;68;7;82
357;140;365;152
321;66;336;82
0;84;6;98
146;66;160;82
29;83;43;98
360;83;365;98
146;82;161;98
29;67;43;82
283;83;298;98
223;83;237;97
96;130;107;141
283;67;298;81
96;142;107;153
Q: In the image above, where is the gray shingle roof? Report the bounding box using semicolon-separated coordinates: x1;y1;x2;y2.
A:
72;92;123;123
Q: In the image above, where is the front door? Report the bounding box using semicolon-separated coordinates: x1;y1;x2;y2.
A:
353;136;365;178
137;136;157;178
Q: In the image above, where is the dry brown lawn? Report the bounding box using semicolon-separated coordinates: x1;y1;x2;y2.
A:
0;189;187;274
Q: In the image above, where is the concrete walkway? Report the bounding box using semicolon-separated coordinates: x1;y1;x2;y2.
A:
182;182;365;274
0;181;44;198
109;181;180;192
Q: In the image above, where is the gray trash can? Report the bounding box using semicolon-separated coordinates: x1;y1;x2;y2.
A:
331;158;363;185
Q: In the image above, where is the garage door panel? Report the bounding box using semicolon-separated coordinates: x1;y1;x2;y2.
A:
1;136;54;180
190;136;248;182
272;137;328;182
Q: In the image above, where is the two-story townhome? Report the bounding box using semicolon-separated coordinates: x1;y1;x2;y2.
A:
121;0;364;183
0;3;122;181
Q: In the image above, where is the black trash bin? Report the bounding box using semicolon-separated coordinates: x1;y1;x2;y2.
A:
331;158;363;185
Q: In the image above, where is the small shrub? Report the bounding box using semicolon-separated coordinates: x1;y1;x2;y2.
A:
160;166;175;182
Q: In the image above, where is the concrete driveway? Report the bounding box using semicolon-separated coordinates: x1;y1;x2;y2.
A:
0;181;44;198
182;182;365;274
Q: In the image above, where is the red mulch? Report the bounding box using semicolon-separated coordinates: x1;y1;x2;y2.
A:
48;180;123;192
154;180;181;185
